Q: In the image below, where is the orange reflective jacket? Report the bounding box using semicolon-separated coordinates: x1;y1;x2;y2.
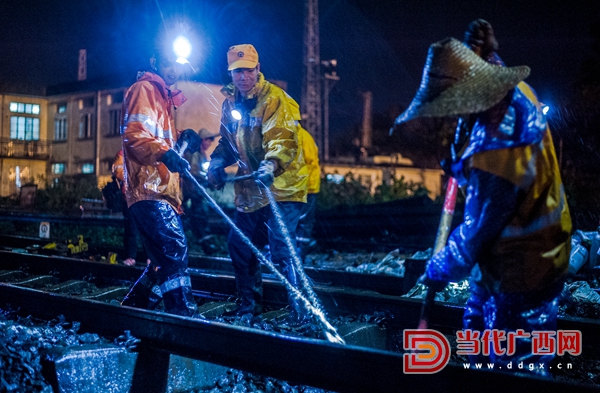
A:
120;72;186;212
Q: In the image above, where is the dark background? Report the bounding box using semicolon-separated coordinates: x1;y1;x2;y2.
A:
1;0;599;132
3;0;600;229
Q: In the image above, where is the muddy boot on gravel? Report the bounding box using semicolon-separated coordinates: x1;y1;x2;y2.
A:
223;269;263;317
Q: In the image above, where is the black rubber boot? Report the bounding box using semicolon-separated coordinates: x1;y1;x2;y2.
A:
224;268;263;317
121;266;161;310
282;263;311;326
161;278;197;317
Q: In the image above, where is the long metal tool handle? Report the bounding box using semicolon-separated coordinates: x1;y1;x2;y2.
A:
418;177;458;330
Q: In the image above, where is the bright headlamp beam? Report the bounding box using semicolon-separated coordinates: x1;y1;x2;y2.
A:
173;36;191;61
542;105;550;115
231;109;242;120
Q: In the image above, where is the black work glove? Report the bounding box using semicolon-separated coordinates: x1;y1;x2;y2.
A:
417;273;448;293
464;19;498;59
161;149;191;174
176;129;202;155
256;160;276;187
207;159;227;190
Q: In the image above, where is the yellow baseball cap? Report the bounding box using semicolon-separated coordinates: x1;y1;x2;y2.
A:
227;44;259;71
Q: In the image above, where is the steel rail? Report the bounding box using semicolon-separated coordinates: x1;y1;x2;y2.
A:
2;250;600;351
0;283;597;393
0;234;409;296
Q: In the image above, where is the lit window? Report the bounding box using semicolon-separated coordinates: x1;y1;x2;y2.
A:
9;101;40;114
57;103;67;113
81;163;94;174
54;118;68;141
52;163;66;174
326;173;345;184
15;166;21;188
10;116;40;140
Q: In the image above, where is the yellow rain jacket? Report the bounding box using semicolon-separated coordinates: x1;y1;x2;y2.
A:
120;72;187;212
213;73;308;212
298;127;321;194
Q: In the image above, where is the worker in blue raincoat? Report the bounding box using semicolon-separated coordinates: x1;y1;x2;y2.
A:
395;24;571;375
207;44;309;322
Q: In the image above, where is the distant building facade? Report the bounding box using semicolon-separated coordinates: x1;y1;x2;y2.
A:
0;93;50;197
0;79;225;198
0;80;441;201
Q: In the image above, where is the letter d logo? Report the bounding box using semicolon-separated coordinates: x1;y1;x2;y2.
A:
403;329;451;374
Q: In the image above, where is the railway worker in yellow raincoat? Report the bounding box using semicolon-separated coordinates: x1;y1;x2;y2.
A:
207;44;309;323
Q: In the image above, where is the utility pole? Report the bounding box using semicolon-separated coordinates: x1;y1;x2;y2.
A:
302;0;322;158
322;59;339;162
361;91;373;162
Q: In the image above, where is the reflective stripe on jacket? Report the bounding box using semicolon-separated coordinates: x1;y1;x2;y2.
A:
213;73;308;212
121;72;185;211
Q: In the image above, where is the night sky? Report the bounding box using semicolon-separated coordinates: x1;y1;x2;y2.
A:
1;0;599;137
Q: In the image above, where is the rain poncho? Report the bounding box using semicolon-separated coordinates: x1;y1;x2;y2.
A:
425;81;572;375
425;82;571;296
212;72;308;212
120;71;187;211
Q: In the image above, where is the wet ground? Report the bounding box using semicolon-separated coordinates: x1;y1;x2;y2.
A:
3;245;600;391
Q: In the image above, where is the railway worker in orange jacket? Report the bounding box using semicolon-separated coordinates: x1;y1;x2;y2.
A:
207;44;309;322
120;48;201;317
396;30;571;375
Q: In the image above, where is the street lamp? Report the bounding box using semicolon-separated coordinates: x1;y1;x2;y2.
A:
322;59;339;162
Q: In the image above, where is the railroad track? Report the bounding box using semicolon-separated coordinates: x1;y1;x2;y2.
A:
0;201;441;253
0;233;415;296
0;250;599;392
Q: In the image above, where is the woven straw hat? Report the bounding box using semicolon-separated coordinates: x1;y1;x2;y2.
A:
396;38;530;124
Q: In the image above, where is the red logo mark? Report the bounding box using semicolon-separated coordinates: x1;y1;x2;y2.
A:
403;329;451;374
